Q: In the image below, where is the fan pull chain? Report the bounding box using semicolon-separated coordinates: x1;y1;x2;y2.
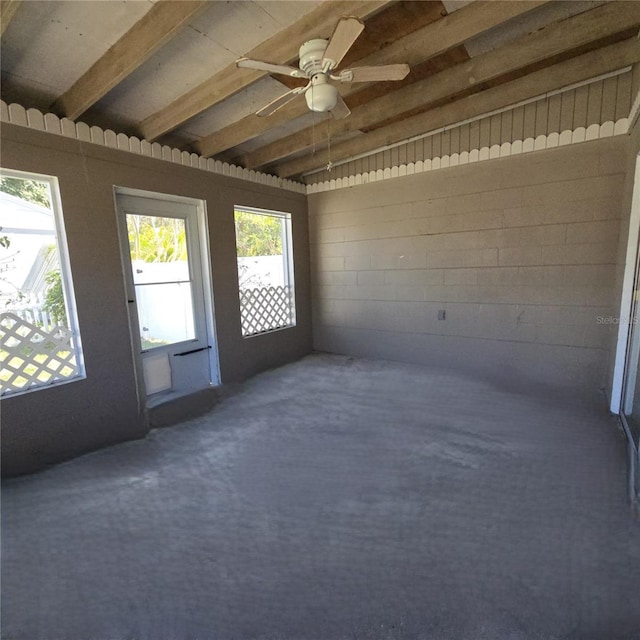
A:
326;116;332;172
311;83;316;155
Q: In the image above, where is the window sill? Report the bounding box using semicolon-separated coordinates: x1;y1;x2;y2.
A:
242;324;296;340
1;373;87;399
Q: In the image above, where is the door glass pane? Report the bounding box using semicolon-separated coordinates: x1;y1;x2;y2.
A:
126;215;189;284
125;214;195;351
136;283;195;350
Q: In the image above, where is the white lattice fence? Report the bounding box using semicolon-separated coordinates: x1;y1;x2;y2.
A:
239;285;294;336
0;312;80;394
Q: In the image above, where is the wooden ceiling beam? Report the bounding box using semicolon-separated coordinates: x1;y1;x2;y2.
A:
0;0;21;37
51;1;208;121
243;1;640;170
345;0;550;70
139;1;393;143
196;0;549;159
274;37;640;179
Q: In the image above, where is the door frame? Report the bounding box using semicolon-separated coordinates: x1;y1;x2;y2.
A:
113;187;220;413
611;154;640;414
610;152;640;502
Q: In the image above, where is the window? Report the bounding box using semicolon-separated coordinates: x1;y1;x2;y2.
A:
0;169;84;395
234;206;295;337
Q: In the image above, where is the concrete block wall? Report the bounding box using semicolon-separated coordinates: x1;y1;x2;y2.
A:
308;137;627;391
1;123;311;476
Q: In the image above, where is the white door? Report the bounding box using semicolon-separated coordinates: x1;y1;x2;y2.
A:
116;191;219;405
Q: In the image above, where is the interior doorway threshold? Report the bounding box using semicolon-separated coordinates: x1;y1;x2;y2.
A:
147;386;222;429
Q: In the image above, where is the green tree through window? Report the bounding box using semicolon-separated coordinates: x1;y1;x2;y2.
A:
235;210;282;257
42;270;67;326
0;177;51;208
127;215;187;263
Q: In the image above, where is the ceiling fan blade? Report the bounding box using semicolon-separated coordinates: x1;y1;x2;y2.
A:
256;86;307;117
341;64;410;83
329;94;350;120
322;17;364;71
236;57;306;79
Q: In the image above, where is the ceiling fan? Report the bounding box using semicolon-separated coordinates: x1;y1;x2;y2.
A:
236;17;410;119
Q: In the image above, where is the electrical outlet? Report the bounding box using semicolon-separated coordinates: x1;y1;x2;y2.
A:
438;310;446;321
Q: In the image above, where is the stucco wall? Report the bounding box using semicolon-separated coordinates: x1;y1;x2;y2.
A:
0;124;311;476
309;136;627;392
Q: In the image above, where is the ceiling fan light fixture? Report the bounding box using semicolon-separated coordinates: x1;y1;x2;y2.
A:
306;76;338;112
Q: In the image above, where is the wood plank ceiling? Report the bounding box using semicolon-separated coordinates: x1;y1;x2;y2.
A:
1;0;639;182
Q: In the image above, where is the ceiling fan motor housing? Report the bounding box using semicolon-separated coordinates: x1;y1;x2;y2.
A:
299;39;330;75
299;39;338;112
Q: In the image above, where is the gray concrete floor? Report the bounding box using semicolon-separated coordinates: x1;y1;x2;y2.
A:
2;354;640;640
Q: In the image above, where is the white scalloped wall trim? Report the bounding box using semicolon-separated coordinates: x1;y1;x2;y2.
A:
0;101;306;195
306;119;629;194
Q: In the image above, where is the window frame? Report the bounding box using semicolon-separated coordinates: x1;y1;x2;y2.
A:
234;205;296;338
0;167;85;396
